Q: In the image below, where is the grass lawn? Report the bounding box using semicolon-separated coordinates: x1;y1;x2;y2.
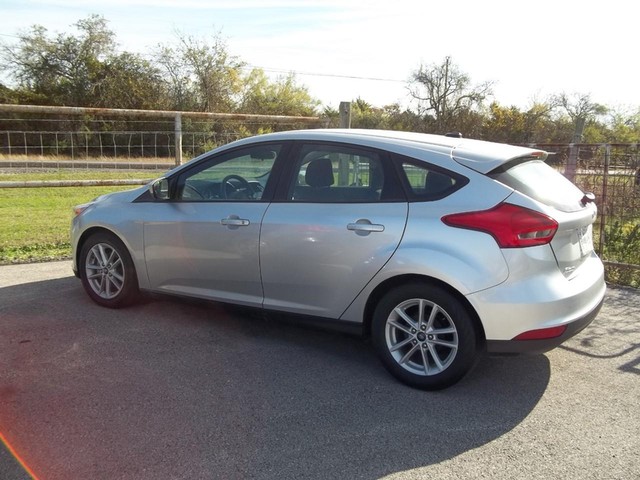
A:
0;170;160;263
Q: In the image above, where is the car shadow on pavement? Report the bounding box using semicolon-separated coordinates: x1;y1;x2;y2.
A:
559;286;640;376
0;277;551;480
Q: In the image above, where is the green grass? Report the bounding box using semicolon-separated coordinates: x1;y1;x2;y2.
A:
0;170;157;263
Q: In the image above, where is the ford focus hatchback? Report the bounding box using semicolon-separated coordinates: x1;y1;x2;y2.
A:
71;129;605;390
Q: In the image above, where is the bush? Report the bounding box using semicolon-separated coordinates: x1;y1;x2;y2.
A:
602;221;640;287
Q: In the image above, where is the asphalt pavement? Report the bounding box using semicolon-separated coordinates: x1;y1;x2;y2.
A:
0;261;638;479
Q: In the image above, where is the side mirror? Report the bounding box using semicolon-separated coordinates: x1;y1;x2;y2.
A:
149;178;170;200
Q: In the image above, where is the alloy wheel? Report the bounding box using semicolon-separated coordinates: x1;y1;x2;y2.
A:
385;298;459;376
85;242;125;300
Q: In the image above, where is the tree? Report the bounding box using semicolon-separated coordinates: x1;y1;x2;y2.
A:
409;56;493;133
0;83;17;104
556;92;607;142
0;15;115;106
324;98;423;131
238;69;319;116
350;97;388;129
555;92;608;179
605;108;640;143
93;52;166;110
155;31;245;112
482;100;559;144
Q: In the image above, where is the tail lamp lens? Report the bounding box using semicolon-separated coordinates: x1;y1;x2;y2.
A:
442;203;558;248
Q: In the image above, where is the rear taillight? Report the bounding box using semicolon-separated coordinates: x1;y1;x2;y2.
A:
442;203;558;248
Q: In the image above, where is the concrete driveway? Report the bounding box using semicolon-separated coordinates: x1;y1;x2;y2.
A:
0;261;638;479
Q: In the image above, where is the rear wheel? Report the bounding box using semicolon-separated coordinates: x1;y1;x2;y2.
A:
79;232;139;308
372;283;478;390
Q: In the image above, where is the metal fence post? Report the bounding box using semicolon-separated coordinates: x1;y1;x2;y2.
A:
175;113;183;166
598;144;611;255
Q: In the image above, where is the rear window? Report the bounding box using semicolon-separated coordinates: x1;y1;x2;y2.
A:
491;160;585;212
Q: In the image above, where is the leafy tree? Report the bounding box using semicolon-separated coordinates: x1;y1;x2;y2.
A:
350;97;387;129
155;31;244;112
239;69;319;116
0;15;115;106
556;92;607;142
409;56;493;133
322;105;340;127
93;52;166;110
380;104;423;132
0;83;17;104
331;98;423;131
482;101;559;144
483;103;526;143
606;108;640;143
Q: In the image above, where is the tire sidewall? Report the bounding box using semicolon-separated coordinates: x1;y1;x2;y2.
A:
372;283;478;390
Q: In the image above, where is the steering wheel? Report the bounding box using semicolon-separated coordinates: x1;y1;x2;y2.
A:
222;174;252;199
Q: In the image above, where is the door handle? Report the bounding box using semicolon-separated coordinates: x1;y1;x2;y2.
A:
220;215;250;227
347;219;385;235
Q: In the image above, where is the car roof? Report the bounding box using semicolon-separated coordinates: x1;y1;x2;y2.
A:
224;129;548;174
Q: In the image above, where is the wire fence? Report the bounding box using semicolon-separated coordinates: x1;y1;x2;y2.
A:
0;106;638;286
0;104;327;165
0;125;309;162
530;143;640;287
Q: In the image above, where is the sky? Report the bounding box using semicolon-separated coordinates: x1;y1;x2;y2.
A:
1;0;638;111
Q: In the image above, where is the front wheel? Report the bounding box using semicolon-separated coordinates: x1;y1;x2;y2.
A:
79;232;139;308
372;283;479;390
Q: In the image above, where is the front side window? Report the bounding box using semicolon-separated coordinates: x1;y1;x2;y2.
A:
289;145;385;203
177;145;280;201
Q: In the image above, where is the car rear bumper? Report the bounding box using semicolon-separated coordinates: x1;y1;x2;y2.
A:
467;248;606;351
485;293;604;354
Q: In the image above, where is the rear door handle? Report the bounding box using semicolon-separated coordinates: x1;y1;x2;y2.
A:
347;219;385;235
220;215;250;227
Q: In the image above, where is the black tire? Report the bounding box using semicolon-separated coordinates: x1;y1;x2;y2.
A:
79;232;139;308
372;283;478;390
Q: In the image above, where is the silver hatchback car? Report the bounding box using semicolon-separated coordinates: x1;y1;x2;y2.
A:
71;129;605;390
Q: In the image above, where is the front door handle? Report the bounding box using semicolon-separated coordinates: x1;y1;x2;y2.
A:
347;219;385;236
220;215;250;227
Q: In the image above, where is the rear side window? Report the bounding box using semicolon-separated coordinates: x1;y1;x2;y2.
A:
491;160;585;212
393;154;467;201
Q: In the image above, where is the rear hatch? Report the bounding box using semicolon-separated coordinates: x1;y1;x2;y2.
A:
487;158;597;278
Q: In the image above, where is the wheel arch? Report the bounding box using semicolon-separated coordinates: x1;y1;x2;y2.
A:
362;274;486;348
76;226;142;308
75;226;146;288
75;226;123;269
